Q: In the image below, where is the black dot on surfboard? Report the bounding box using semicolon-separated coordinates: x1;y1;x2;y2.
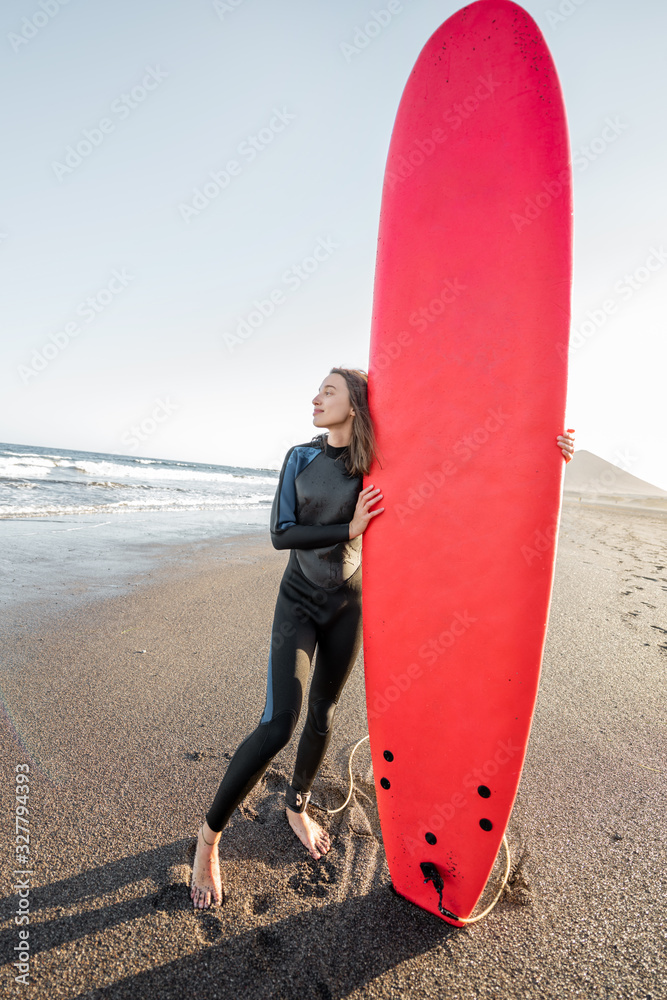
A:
380;777;391;790
383;750;394;762
479;819;493;832
425;832;437;845
477;785;491;798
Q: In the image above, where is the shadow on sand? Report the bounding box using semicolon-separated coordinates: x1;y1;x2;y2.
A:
2;833;457;1000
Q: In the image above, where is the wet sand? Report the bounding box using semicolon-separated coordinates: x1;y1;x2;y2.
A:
1;500;665;999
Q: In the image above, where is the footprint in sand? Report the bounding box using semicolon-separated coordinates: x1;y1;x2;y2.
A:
151;883;188;912
288;857;338;899
253;926;284;964
252;893;272;915
181;746;221;761
193;911;224;943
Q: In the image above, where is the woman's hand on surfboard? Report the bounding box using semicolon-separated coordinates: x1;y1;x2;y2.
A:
557;428;575;463
349;485;384;539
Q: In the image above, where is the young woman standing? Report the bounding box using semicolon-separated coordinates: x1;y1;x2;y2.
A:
190;367;382;909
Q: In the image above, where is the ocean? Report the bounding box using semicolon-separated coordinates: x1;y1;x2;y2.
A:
0;442;278;518
0;442;280;622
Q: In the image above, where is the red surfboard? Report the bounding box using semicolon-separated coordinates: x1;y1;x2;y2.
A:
362;0;572;925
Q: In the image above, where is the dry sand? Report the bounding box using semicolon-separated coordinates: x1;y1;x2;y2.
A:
1;500;665;999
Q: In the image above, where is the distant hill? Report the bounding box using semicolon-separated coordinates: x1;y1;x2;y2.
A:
564;450;667;497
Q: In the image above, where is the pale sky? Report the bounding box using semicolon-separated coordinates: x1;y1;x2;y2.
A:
2;0;666;486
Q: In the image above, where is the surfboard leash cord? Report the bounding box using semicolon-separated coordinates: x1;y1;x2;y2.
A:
311;734;512;924
310;734;370;815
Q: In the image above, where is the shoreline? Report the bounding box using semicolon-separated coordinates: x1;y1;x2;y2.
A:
563;492;667;516
0;500;664;998
0;508;269;629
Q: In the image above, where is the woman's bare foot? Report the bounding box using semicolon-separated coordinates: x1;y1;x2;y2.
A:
286;807;331;860
190;822;224;909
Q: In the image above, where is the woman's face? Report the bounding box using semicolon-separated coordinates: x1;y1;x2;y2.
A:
312;373;354;430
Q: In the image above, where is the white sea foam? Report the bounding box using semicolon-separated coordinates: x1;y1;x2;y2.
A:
66;459;277;485
0;457;57;478
2;495;271;517
0;454;277;486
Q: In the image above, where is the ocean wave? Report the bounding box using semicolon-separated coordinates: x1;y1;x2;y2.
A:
0;444;278;520
58;459;277;485
1;495;273;517
2;477;151;491
0;451;65;462
0;459;57;478
0;455;277;486
86;481;152;489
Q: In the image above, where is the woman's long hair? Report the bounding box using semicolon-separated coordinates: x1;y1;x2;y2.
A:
321;367;377;478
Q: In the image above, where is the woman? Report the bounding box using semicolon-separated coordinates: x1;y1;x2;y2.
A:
190;367;575;909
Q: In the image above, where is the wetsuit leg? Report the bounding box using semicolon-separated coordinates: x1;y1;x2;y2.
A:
205;583;317;833
289;576;363;797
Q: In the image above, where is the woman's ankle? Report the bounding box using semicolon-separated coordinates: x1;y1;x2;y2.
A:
199;821;221;847
285;785;311;814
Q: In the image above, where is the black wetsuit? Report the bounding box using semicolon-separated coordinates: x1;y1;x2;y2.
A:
205;435;363;832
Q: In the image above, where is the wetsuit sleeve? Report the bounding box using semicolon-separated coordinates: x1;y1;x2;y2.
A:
270;448;351;550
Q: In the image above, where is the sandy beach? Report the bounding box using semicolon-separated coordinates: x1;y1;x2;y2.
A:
1;497;665;999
